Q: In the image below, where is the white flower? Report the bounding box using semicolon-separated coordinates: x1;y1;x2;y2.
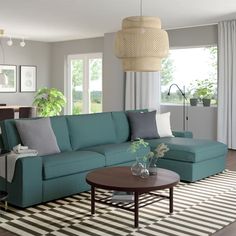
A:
155;143;169;158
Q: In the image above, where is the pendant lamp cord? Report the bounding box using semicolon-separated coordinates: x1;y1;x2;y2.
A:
140;0;143;17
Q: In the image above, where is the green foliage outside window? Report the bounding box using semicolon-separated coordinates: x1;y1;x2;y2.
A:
161;46;217;105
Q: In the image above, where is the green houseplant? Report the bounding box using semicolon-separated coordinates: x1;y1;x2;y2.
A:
33;87;66;117
190;79;215;106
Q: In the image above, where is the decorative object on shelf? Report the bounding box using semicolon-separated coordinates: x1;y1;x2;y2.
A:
114;0;169;72
0;64;17;93
167;83;188;131
33;87;66;117
129;138;169;177
20;65;37;92
111;191;134;202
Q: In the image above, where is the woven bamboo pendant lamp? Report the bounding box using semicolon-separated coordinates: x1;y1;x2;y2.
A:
114;1;169;72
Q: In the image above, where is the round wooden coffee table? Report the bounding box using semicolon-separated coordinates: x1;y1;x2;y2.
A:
86;166;180;228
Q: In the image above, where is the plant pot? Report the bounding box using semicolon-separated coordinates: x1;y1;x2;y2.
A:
190;98;198;106
202;98;211;107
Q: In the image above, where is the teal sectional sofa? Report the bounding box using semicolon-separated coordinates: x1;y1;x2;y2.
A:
0;111;227;208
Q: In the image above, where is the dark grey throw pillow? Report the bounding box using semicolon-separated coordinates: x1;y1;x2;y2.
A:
15;118;60;156
127;111;158;140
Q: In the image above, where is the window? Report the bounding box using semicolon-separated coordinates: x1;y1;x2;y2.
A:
161;46;217;105
67;53;102;114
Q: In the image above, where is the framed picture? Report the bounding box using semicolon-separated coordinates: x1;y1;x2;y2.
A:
0;64;17;92
20;65;37;92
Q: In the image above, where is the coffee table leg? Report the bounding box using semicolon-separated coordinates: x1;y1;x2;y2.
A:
134;192;139;228
91;186;95;215
169;187;173;213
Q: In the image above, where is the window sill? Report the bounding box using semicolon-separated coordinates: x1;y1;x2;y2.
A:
161;103;217;108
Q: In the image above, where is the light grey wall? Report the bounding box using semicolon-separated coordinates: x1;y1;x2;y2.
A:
168;25;218;47
161;105;217;140
51;37;103;92
0;38;51;105
103;33;124;111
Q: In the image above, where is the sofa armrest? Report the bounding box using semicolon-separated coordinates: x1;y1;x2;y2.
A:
172;131;193;138
7;156;43;207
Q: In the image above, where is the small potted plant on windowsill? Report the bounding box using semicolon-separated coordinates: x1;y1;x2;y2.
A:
191;79;215;107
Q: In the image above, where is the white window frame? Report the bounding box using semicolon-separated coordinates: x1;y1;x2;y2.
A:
65;53;103;115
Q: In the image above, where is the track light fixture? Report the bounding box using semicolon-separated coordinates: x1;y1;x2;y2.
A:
0;29;26;47
7;37;13;46
20;38;26;47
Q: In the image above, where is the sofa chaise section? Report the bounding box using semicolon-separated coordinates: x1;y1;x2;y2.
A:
146;137;227;182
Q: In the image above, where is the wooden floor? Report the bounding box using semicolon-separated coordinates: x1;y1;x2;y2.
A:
0;150;236;236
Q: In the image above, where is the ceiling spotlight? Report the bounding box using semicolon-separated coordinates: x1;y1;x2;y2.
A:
20;38;26;47
7;37;13;46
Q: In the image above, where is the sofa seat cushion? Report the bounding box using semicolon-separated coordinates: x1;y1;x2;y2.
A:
83;142;150;166
42;151;105;180
146;137;227;163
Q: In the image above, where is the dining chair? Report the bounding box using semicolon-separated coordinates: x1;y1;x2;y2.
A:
0;108;14;121
19;107;37;118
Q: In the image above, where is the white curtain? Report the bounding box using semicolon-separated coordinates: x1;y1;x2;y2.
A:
217;20;236;149
125;72;161;111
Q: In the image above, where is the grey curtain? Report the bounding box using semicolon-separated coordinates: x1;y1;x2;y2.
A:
217;20;236;149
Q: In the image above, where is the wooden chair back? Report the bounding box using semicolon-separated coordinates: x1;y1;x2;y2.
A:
0;108;14;121
19;107;37;118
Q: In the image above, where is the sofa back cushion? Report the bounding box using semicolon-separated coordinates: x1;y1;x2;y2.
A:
49;116;72;151
67;112;117;150
111;111;130;143
1;116;72;152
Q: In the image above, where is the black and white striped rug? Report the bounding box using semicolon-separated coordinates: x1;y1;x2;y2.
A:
1;170;236;236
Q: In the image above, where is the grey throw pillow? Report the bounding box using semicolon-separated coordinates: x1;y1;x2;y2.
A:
15;118;60;156
127;111;158;140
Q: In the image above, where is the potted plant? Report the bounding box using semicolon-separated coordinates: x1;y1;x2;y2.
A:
189;98;198;106
33;87;66;117
190;79;215;107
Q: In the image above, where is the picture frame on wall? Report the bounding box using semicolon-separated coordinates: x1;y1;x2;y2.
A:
20;65;37;92
0;64;17;93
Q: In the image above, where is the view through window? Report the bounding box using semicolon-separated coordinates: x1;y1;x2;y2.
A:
161;46;217;105
68;53;102;114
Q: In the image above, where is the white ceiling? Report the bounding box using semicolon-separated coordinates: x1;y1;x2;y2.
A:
0;0;236;42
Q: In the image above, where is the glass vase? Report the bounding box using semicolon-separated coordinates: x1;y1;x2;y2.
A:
131;157;143;176
148;157;158;176
140;163;149;178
